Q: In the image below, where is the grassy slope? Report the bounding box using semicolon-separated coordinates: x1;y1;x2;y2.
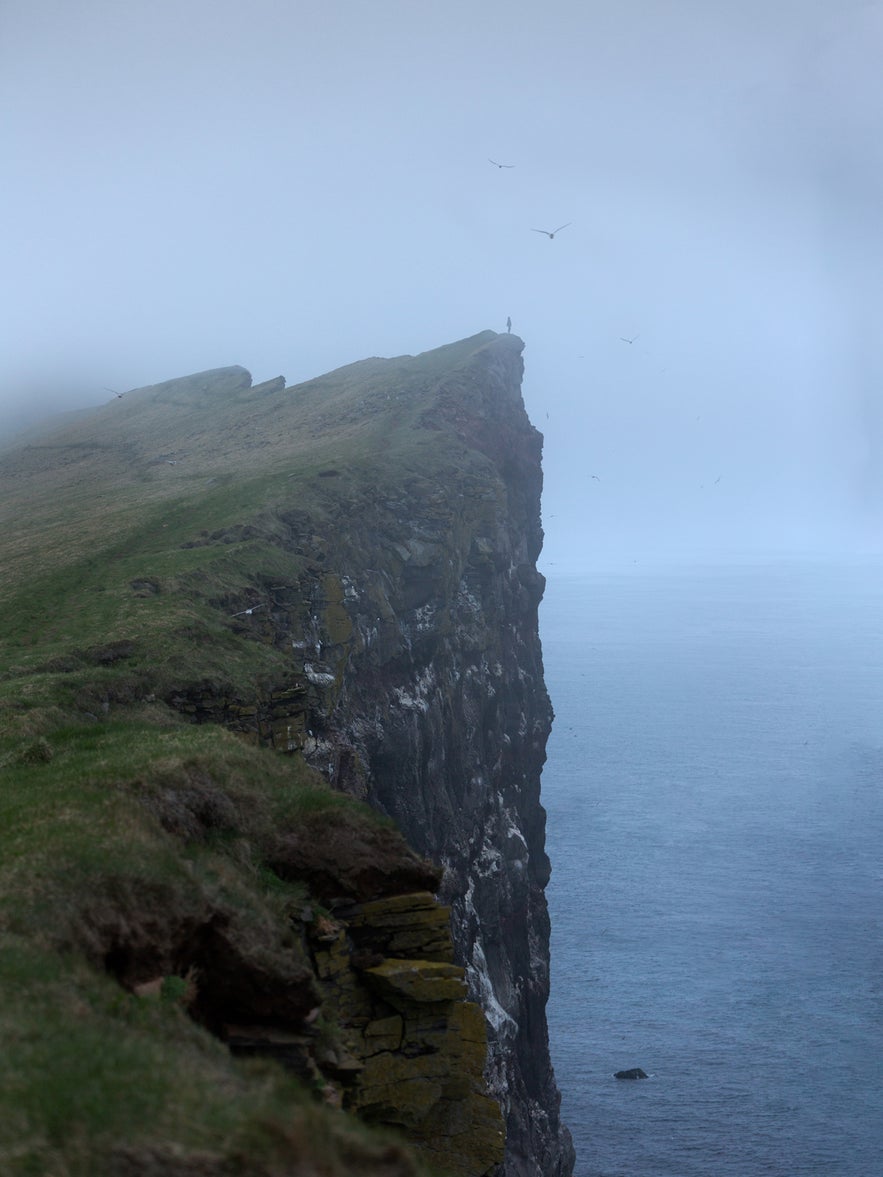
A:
0;331;502;1176
1;334;496;701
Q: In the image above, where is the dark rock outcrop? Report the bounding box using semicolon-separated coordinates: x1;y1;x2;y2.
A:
163;333;573;1173
322;337;574;1177
614;1068;648;1080
268;810;442;904
311;890;506;1176
215;333;574;1175
54;800;503;1175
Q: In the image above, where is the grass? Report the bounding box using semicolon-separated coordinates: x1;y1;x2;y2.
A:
0;934;427;1177
0;712;433;1173
0;329;510;1175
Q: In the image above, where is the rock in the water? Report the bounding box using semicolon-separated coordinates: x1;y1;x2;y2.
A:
614;1067;648;1080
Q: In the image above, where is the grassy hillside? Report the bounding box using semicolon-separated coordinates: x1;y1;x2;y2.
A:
0;332;506;1176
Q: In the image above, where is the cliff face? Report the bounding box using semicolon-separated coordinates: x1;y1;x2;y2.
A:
283;337;573;1175
0;331;573;1176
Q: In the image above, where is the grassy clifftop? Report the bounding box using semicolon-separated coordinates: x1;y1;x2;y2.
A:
1;331;503;692
0;331;518;1177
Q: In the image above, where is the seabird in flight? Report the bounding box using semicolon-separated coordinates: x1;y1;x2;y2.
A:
105;387;124;398
531;223;571;239
489;158;515;168
619;334;639;344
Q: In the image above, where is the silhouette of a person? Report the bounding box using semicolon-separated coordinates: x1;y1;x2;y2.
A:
506;316;512;333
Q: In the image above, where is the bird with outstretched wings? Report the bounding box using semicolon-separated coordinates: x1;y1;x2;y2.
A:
532;223;571;239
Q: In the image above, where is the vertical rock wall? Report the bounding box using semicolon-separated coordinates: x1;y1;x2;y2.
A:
1;333;571;1175
298;336;574;1176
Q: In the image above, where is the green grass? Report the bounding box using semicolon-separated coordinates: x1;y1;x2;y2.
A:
0;715;431;1173
0;329;507;1175
0;934;427;1177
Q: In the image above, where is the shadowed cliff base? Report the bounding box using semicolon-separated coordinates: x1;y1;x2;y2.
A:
0;331;573;1177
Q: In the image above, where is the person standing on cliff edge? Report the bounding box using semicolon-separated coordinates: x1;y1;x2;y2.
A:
507;316;512;333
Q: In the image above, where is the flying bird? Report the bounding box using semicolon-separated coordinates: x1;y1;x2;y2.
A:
489;158;515;168
619;334;639;344
105;387;124;398
531;223;571;239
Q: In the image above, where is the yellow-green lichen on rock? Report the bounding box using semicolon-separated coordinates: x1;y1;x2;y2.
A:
309;893;505;1177
363;959;467;1007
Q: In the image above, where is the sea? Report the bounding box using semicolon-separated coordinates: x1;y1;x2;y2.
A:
540;558;883;1177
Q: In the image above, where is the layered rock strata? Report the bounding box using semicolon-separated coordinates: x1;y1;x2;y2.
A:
311;891;505;1176
190;333;574;1175
316;338;574;1177
79;786;502;1176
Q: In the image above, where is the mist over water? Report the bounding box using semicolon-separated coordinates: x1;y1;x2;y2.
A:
541;560;883;1176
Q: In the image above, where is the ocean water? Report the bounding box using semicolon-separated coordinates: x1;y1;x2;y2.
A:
540;560;883;1177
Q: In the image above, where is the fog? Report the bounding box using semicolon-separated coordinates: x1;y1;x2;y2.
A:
3;0;882;571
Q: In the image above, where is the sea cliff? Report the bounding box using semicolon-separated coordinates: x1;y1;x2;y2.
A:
0;331;573;1176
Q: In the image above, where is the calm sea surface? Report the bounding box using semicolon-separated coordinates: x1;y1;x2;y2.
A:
541;560;883;1177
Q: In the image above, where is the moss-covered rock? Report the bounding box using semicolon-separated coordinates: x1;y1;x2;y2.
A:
363;960;467;1008
309;896;505;1177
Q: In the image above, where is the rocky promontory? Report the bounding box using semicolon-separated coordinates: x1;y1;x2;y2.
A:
0;331;573;1176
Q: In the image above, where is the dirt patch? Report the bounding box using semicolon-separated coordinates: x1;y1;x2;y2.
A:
138;769;240;842
66;874;319;1035
269;809;441;904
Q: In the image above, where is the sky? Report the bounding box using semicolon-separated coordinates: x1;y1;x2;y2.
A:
2;0;883;571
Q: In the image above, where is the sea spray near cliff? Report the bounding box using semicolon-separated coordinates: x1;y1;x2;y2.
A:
0;331;572;1176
